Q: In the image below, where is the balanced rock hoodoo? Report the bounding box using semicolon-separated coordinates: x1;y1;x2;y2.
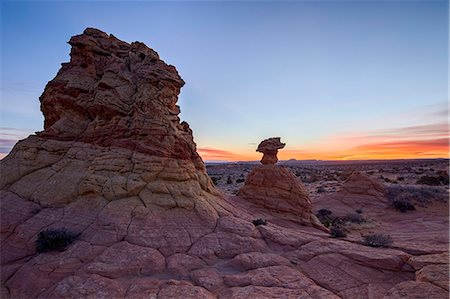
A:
239;138;326;231
257;137;285;165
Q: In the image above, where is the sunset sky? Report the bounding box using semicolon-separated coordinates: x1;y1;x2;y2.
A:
1;0;448;161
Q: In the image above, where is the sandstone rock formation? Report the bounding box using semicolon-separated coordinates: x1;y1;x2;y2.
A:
0;29;447;299
239;139;326;231
314;171;389;217
257;137;285;165
342;171;386;197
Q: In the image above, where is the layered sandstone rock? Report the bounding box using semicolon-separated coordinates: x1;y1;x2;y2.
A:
239;139;326;231
342;171;386;197
0;29;446;299
0;28;225;298
256;137;285;165
314;171;389;217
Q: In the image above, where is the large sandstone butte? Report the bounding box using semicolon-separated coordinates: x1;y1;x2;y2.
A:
0;29;447;298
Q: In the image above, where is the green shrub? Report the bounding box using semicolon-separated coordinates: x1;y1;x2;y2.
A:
362;234;393;248
36;228;79;253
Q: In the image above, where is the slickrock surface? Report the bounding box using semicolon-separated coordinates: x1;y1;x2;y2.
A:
256;137;285;165
0;29;448;299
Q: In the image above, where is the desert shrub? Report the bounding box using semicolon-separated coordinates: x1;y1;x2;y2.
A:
392;200;415;212
36;228;79;253
417;174;448;186
355;209;363;214
362;234;393;248
211;177;221;185
31;207;41;215
236;178;245;183
317;209;332;217
316;209;334;227
226;176;233;184
383;177;393;183
252;219;267;226
330;226;347;238
344;213;365;224
385;185;447;207
316;186;326;193
397;176;404;181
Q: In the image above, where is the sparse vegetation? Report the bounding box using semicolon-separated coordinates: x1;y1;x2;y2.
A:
36;228;79;253
344;213;365;224
355;209;363;214
316;209;334;227
317;209;332;217
211;177;221;185
317;186;326;193
362;234;393;248
392;199;416;212
385;185;448;207
236;178;245;183
417;172;449;186
252;219;267;226
330;226;347;238
31;207;41;215
227;176;233;184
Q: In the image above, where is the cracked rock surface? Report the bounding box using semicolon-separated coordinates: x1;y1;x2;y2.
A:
0;28;448;299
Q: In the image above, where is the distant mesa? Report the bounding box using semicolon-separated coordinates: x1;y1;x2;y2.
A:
256;137;285;165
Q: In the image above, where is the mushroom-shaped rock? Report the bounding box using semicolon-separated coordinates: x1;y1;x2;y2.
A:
256;137;285;165
239;139;327;232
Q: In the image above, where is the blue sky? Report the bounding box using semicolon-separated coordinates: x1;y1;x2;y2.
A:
1;0;448;160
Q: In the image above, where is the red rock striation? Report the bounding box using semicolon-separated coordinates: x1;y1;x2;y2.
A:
39;28;203;169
